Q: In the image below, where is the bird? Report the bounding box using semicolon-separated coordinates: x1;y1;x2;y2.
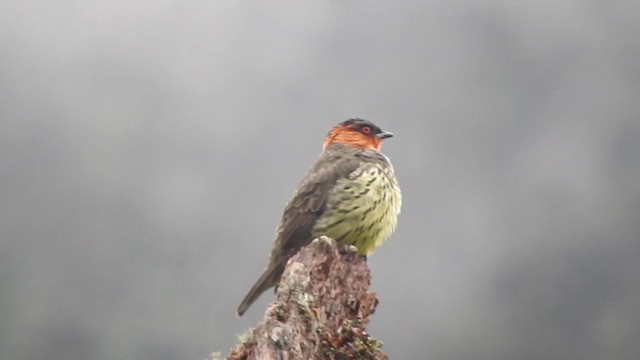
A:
237;118;401;316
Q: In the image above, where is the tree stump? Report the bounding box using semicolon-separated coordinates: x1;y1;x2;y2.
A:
226;236;387;360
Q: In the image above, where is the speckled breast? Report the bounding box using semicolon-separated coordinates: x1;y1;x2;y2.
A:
312;161;401;256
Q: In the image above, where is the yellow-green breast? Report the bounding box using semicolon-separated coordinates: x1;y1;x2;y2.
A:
312;160;401;256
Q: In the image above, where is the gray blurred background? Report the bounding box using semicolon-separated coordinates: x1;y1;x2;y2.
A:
1;1;639;359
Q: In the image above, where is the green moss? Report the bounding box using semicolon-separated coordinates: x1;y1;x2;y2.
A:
235;327;254;345
321;320;383;359
273;302;287;322
295;292;315;314
270;326;285;348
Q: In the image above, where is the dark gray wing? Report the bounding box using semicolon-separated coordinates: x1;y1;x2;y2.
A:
271;147;361;257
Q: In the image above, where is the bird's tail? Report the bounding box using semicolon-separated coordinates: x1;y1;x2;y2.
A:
237;259;286;316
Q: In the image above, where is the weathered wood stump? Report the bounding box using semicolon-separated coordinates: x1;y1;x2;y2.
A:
226;236;387;360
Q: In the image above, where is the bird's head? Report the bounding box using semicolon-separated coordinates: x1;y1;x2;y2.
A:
322;119;393;151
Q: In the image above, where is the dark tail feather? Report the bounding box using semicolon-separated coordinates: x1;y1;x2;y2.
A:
237;260;285;316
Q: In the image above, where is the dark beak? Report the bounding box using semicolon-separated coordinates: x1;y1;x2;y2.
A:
376;131;394;139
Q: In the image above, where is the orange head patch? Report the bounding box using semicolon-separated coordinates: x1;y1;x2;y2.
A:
322;119;393;151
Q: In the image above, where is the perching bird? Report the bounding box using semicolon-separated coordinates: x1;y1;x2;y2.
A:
237;119;401;316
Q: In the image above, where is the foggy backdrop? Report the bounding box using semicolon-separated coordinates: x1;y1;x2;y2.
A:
1;1;639;359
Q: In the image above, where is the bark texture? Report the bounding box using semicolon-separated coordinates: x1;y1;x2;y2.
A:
226;236;387;360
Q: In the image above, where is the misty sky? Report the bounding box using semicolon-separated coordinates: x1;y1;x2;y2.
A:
1;1;639;360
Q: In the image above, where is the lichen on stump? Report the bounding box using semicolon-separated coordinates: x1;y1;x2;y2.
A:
226;236;388;360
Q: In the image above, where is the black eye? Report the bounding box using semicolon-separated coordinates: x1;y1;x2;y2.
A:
361;126;371;134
